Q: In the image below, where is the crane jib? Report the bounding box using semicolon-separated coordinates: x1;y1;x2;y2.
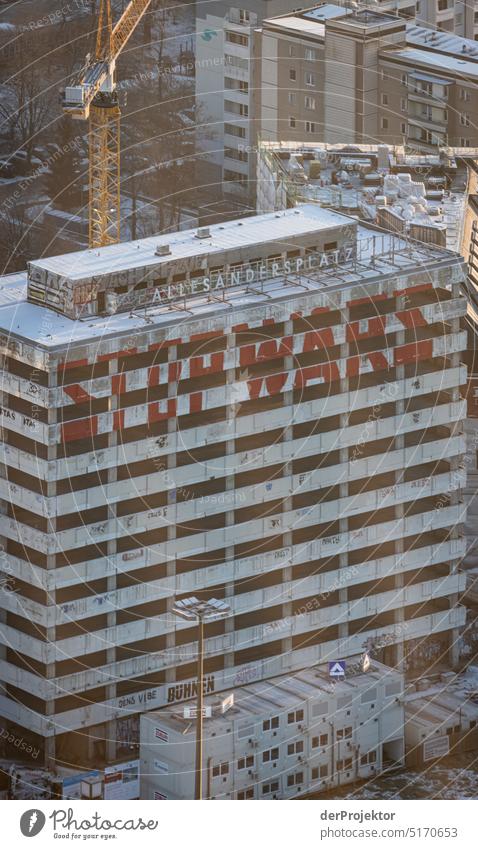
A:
111;0;153;62
62;0;154;247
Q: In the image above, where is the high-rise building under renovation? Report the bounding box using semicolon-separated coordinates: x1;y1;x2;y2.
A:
0;203;467;768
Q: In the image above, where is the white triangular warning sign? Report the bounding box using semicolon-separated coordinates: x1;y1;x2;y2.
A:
329;660;346;677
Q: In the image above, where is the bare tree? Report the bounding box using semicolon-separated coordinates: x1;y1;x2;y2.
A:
0;61;54;169
0;206;36;274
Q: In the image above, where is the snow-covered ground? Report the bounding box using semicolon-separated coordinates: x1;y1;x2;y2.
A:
308;750;478;800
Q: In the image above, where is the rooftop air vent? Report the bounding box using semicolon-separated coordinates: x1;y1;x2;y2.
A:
196;227;210;239
156;244;171;256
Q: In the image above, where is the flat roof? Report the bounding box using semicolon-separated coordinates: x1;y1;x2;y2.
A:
0;271;27;306
405;667;478;729
143;662;402;736
263;15;327;38
264;5;397;36
384;46;478;80
407;23;478;63
303;4;350;21
0;223;460;351
337;9;400;26
28;205;352;284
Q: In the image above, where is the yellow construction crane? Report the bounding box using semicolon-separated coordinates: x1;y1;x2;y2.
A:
63;0;153;248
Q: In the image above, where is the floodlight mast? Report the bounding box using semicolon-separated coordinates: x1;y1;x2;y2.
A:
172;597;231;799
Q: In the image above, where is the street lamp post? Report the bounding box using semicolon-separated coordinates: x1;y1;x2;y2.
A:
172;596;230;800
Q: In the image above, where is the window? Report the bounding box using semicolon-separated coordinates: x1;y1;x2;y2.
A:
305;121;316;133
401;73;407;85
305;96;316;110
289;68;296;81
212;761;229;777
312;733;329;748
225;53;248;71
313;764;328;779
239;9;250;23
305;48;316;61
413;79;432;96
438;0;448;9
381;117;389;130
461;114;470;126
381;93;388;105
460;89;470;102
401;97;407;110
286;771;304;787
460;138;471;147
401;122;407;134
263;716;279;731
288;92;296;105
360;750;377;765
224;100;248;116
262;781;279;795
288;45;295;57
237;787;254;799
289;116;296;128
224;123;246;138
225;31;248;46
225;147;248;162
223;169;248;185
224;77;249;92
288;710;304;724
287;740;304;756
305;72;315;86
237;755;254;770
262;747;279;763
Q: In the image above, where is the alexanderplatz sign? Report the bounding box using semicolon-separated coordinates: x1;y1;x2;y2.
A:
110;244;357;313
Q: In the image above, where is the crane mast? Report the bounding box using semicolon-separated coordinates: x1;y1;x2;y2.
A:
63;0;153;248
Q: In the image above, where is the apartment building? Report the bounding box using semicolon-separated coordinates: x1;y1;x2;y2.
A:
259;7;478;149
195;0;300;209
140;662;405;799
196;0;478;205
0;203;467;770
418;0;478;40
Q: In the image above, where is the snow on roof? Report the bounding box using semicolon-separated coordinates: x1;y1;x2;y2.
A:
28;204;352;283
0;272;27;308
263;14;327;37
264;2;349;36
0;224;458;352
386;46;478;81
303;4;351;21
407;23;478;63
